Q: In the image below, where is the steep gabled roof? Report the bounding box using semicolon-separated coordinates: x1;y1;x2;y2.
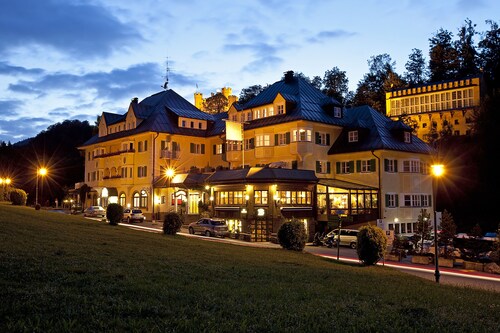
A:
102;112;125;125
328;105;433;155
80;89;228;147
237;72;349;129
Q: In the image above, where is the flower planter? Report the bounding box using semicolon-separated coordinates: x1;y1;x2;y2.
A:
385;254;401;262
438;258;454;268
463;261;484;272
411;255;432;265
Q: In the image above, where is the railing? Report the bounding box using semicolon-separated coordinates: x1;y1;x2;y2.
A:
94;148;135;159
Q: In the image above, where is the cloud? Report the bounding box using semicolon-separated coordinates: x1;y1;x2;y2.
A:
0;62;44;76
0;0;143;59
306;30;356;43
0;100;22;117
0;116;50;143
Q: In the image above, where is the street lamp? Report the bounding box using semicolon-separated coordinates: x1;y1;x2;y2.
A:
431;164;444;283
36;167;47;206
0;178;11;201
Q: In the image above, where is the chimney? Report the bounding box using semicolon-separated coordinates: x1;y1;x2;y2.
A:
132;97;138;103
284;70;294;83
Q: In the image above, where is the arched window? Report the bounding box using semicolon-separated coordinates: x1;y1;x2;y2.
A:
119;193;126;207
133;192;140;208
140;190;148;208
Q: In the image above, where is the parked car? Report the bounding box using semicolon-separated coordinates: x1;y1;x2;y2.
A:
329;228;359;249
83;205;106;218
122;208;146;223
483;232;498;242
188;218;229;237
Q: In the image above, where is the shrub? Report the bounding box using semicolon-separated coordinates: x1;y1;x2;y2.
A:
277;218;307;251
9;189;27;206
106;203;123;226
357;224;387;265
35;203;41;210
163;212;183;235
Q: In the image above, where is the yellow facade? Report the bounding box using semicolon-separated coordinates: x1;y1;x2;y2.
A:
194;86;238;111
80;73;436;239
386;77;481;142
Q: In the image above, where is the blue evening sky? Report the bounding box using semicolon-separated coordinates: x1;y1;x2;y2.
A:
0;0;498;143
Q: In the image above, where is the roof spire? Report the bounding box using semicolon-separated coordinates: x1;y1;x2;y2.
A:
162;57;170;90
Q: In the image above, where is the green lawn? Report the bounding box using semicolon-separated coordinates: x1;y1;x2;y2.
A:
1;203;499;333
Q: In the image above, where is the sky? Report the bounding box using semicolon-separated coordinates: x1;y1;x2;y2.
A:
1;0;499;144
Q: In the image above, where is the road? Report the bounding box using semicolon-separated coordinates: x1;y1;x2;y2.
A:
305;245;500;293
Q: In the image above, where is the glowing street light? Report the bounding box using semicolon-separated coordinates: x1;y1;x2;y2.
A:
36;167;48;206
431;164;445;283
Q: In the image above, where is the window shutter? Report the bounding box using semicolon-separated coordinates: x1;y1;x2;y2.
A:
356;160;361;172
286;132;290;144
222;143;226;153
315;132;320;144
213;145;216;154
396;195;399;207
385;194;390;206
250;138;255;149
326;134;330;145
327;162;331;174
336;162;340;174
394;160;398;172
292;160;298;169
349;160;355;173
144;140;148;151
275;134;279;146
201;144;205;154
384;159;389;171
370;159;376;172
316;161;321;173
190;143;194;153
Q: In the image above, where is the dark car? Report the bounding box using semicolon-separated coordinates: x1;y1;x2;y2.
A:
122;208;146;223
188;218;229;237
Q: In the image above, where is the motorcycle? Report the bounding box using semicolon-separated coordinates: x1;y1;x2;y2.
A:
312;231;336;248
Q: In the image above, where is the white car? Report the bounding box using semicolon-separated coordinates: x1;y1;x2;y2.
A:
122;208;146;223
83;206;106;218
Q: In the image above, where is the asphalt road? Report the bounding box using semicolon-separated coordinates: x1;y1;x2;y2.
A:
305;245;500;293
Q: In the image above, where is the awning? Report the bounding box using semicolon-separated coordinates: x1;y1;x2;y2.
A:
215;206;241;211
318;178;377;190
280;206;314;218
103;187;118;197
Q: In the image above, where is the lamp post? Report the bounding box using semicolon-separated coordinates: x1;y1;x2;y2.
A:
431;164;444;283
165;168;175;212
36;168;47;206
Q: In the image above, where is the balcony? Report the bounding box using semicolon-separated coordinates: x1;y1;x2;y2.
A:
160;149;180;160
94;148;135;159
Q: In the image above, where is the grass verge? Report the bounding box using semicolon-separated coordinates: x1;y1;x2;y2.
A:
0;203;499;332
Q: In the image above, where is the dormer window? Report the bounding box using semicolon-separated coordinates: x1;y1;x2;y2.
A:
277;104;285;115
404;131;411;143
348;130;358;142
334;107;342;118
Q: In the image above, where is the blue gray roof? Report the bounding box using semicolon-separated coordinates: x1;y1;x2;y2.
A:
80;89;227;147
328;105;434;155
237;73;350;130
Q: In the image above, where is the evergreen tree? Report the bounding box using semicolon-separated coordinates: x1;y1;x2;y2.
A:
429;28;459;82
404;48;428;85
478;20;500;87
455;18;479;78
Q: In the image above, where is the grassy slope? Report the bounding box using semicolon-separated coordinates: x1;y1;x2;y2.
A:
0;204;499;333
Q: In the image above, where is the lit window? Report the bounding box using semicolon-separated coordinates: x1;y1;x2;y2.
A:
348;131;358;142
